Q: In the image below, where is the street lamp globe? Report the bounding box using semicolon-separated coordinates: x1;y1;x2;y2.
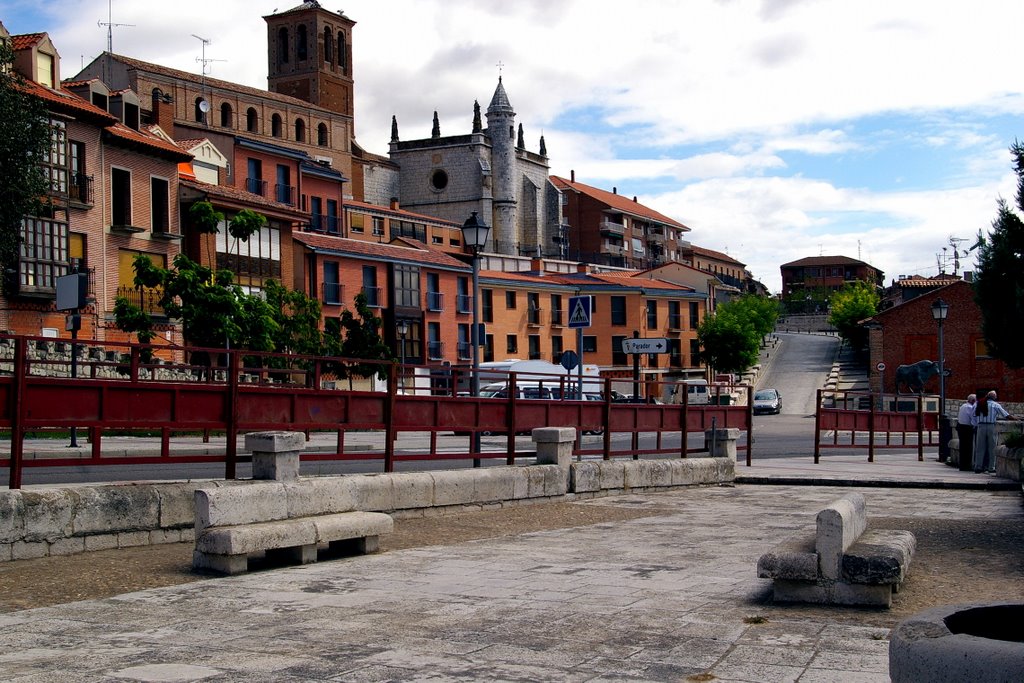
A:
931;298;949;321
461;211;491;252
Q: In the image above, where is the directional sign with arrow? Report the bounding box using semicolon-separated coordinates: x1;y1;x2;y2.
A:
621;338;669;354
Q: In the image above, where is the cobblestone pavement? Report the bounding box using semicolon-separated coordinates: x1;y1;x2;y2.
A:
2;483;1021;682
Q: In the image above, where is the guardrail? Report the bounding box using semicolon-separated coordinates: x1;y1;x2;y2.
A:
0;335;753;488
814;389;939;463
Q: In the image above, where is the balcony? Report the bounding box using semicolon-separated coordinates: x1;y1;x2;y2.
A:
361;286;382;308
456;293;472;314
309;213;340;234
550;309;564;327
599;220;626;237
245;177;267;197
322;282;344;305
668;313;682;331
69;174;93;205
528;307;544;327
116;284;164;315
602;242;624;256
275;184;296;206
426;291;444;312
427;340;445;361
457;341;472;361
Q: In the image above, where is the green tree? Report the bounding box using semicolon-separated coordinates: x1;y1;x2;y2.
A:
263;279;324;357
337;291;394;382
974;140;1024;368
0;42;53;292
188;200;224;269
697;312;760;376
828;281;879;351
723;294;779;342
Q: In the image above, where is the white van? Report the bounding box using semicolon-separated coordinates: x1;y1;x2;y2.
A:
681;379;709;405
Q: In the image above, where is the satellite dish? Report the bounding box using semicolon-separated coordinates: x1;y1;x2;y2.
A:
198;99;210;113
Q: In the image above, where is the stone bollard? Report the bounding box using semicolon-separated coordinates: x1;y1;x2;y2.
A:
532;427;577;469
704;427;740;461
245;431;305;481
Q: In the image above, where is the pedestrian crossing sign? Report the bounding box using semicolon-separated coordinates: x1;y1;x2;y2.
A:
568;295;592;328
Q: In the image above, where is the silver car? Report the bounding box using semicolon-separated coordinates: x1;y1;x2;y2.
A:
753;388;782;414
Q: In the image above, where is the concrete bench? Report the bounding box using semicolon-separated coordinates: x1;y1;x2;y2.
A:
192;431;393;575
756;492;915;607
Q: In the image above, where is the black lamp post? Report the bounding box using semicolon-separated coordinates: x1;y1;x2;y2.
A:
397;320;409;393
932;297;949;460
461;212;491;462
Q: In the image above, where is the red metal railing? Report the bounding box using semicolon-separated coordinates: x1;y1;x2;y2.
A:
0;336;753;488
814;389;939;463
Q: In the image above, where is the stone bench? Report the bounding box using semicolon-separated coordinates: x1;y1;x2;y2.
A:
756;492;915;607
192;431;393;575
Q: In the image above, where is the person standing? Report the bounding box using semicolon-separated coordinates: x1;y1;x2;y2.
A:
956;394;977;472
973;390;1018;474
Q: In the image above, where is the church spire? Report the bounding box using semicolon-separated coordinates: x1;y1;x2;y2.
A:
390;115;399;143
517;123;525;150
472;100;482;133
431;111;440;138
539;134;546;157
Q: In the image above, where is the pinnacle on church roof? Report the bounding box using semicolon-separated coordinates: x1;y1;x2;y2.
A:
431;110;440;138
487;76;514;115
472;100;482;133
391;115;399;142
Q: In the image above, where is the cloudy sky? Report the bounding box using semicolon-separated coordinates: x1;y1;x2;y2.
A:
5;0;1024;293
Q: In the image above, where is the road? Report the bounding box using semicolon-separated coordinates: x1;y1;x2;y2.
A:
5;332;841;486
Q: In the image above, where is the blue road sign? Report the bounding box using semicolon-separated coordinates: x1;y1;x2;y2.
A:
568;295;592;329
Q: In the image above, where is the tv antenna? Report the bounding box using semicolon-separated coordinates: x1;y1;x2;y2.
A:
192;34;226;77
192;34;225;125
98;0;134;53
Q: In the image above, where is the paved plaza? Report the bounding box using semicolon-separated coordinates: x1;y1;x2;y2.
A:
2;476;1021;682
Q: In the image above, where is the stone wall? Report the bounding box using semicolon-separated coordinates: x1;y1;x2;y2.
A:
0;455;734;562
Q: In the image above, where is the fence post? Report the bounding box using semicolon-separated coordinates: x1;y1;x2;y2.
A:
224;350;240;480
917;394;924;462
868;391;876;463
603;377;613;460
8;338;26;489
814;388;822;464
383;363;397;473
746;384;753;466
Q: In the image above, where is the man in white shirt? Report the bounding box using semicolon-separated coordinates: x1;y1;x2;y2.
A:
972;390;1017;474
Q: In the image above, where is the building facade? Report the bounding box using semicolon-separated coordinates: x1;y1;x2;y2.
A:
780;255;883;303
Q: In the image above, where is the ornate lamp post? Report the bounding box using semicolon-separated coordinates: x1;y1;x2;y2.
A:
461;212;491;461
931;297;949;460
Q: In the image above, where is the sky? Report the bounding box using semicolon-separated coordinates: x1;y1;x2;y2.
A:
4;0;1024;294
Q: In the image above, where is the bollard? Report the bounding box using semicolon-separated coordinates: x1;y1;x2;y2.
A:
532;427;577;469
704;428;741;462
245;430;305;481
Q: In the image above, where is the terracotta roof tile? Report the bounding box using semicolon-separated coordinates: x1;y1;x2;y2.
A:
179;178;306;217
551;175;690;231
781;255;876;268
11;33;45;51
344;198;460;227
294;233;470;270
688;244;746;266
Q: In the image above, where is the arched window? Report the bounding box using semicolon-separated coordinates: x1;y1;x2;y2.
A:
324;27;333;64
194;96;207;123
271;113;283;138
277;27;289;65
246;107;258;133
297;25;308;61
317;123;328;146
294;118;305;143
337;32;347;71
220;102;232;128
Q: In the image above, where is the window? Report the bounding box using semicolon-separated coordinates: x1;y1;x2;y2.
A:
294;118;305;142
372;217;384;236
194;97;207;123
362;266;379;307
297;25;308;60
426;272;442;311
69;140;90;204
150;177;169;233
317;123;328;146
528;292;542;325
457;324;471;360
668;301;681;329
612;335;627;366
528;335;541;360
506;335;518;354
689;302;700;328
430;169;448;191
220;102;232;127
215;221;282;280
551;335;563;363
975;339;990;359
550;294;563;326
69;232;86;273
324;27;334;63
481;289;493;322
690;339;701;366
483;334;494;362
326;199;339;234
646;300;657;329
117;249;165;314
611;296;627;325
275;164;292;205
427;322;443;360
35;51;55;88
41;120;67;197
456;277;470;313
271;114;283;138
246;158;264;196
323;261;341;304
246;108;258;133
505;291;517;309
669;339;683;368
337;31;347;70
394;264;420;308
19;216;68;292
277;27;289;65
582;336;597;353
350;213;364;233
111;167;131;227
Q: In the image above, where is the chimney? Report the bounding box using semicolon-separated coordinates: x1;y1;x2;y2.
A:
390;198;400;210
576;262;589;274
633;196;637;202
530;257;543;273
963;271;973;282
570;169;575;182
151;90;174;130
613;187;617;194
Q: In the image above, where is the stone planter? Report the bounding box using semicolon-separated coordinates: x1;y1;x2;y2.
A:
995;445;1024;482
890;602;1024;682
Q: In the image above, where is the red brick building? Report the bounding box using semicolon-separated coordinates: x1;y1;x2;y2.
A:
865;280;1024;404
781;255;883;303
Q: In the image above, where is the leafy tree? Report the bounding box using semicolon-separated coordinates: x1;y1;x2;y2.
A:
337;291;395;382
0;42;53;292
828;281;879;351
188;200;224;268
228;209;266;256
973;141;1024;368
723;294;779;342
263;279;324;358
697;311;760;376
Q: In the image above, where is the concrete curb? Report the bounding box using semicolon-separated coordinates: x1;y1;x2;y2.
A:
735;475;1018;491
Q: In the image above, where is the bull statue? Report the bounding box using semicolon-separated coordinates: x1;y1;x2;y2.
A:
894;359;940;394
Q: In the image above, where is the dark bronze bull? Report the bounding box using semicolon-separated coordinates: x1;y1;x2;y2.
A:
894;359;939;394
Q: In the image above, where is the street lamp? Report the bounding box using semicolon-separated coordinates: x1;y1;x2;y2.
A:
931;297;949;460
397;320;409;394
461;211;491;459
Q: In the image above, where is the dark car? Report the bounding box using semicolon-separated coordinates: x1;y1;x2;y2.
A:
753;388;782;414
